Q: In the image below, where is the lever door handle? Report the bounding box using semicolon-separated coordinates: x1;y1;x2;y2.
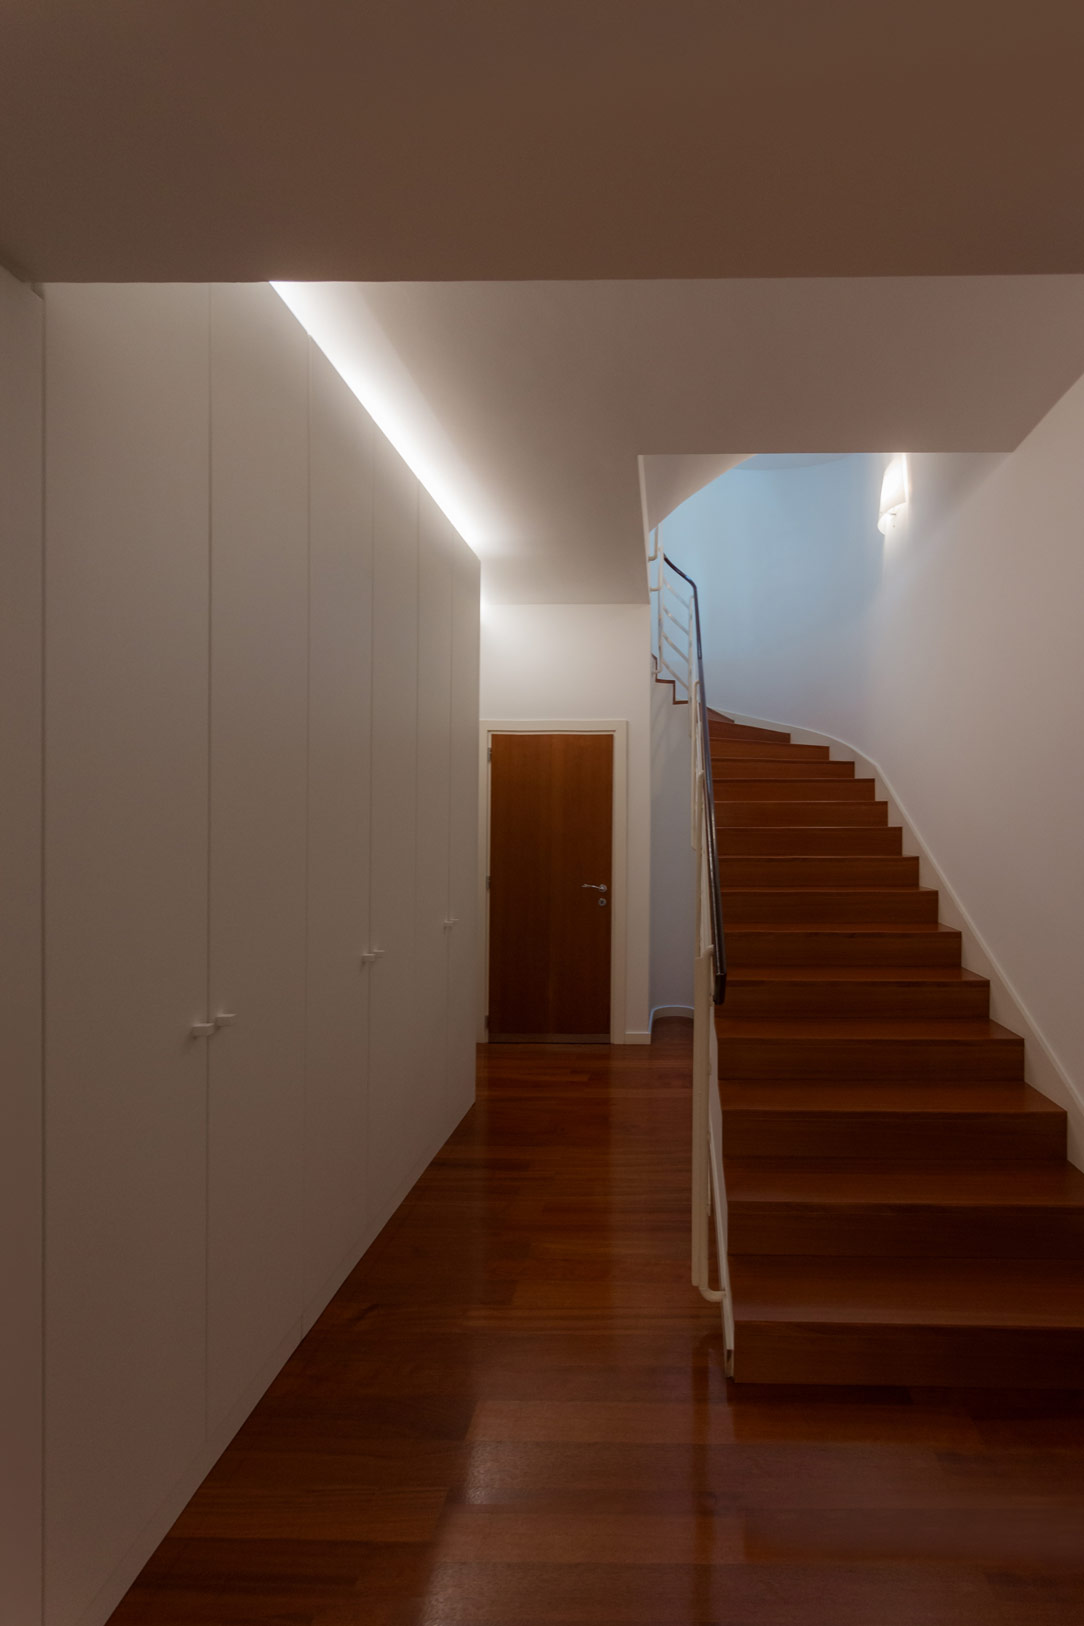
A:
190;1021;215;1038
360;949;386;966
581;883;608;893
443;917;458;929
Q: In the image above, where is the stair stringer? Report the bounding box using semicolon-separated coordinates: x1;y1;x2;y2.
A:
719;707;1084;1171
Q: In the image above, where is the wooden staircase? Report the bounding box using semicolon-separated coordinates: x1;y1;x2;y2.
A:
712;715;1084;1387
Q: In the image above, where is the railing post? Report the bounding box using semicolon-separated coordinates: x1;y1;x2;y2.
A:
657;554;665;681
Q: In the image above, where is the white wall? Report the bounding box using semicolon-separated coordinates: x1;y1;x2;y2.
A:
663;392;1084;1156
0;267;44;1626
650;681;696;1017
479;603;651;1041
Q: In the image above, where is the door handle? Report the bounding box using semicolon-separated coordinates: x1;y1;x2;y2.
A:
443;917;459;930
214;1011;237;1028
190;1021;216;1038
360;949;385;966
581;883;608;892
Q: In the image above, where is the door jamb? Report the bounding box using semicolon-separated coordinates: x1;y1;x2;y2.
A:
478;719;629;1045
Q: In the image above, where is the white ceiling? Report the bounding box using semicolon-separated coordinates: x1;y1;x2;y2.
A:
3;2;1084;282
7;4;1084;603
284;277;1084;603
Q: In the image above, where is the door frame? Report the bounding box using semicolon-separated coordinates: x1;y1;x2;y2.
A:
478;719;629;1045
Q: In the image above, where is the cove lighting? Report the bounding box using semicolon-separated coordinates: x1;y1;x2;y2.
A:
878;453;910;535
270;281;488;556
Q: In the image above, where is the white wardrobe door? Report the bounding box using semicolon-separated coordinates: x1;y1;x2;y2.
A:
304;347;374;1316
448;542;481;1119
367;435;422;1219
0;270;43;1626
43;285;211;1626
415;496;454;1130
207;283;309;1429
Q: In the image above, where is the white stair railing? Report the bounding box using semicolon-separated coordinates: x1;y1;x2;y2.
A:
649;534;732;1354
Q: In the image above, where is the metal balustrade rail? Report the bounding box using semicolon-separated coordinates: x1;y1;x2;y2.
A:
648;535;732;1334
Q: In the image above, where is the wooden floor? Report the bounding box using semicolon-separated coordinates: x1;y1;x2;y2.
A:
110;1022;1084;1625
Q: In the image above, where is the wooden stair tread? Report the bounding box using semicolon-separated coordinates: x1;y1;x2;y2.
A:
726;922;959;935
721;891;936;904
729;1255;1084;1328
711;742;829;758
724;1157;1084;1207
722;1079;1063;1117
727;965;986;985
716;1015;1019;1042
716;784;875;798
720;830;903;854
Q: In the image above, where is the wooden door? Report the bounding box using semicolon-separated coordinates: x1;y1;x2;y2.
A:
488;733;613;1041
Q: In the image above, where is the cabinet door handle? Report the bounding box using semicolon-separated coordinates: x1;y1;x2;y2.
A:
190;1021;215;1038
443;917;458;930
360;949;385;966
214;1011;237;1028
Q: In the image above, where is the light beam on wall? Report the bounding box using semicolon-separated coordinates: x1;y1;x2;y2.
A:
271;281;496;557
878;453;910;535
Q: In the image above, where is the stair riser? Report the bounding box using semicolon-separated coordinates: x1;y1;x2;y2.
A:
721;857;919;887
723;1111;1066;1161
720;828;903;857
722;891;939;926
718;1038;1024;1081
710;725;789;744
718;780;874;802
729;1207;1084;1258
713;761;855;781
723;981;990;1020
711;743;829;761
732;1325;1084;1388
726;930;962;969
718;802;888;827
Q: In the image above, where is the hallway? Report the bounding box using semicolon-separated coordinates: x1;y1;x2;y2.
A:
110;1022;1084;1625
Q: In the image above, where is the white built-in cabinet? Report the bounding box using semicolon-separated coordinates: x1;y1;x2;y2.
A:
37;283;480;1626
304;347;375;1313
206;283;311;1431
0;268;45;1626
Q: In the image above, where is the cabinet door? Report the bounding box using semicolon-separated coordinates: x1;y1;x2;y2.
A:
207;283;309;1429
367;435;422;1220
448;542;481;1118
0;270;43;1626
43;285;210;1626
414;496;454;1132
305;349;374;1316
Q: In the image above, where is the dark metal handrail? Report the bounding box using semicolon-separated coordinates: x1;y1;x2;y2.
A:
661;554;727;1005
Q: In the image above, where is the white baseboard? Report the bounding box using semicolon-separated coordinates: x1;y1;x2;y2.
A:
650;1004;694;1028
623;1030;652;1045
724;707;1084;1170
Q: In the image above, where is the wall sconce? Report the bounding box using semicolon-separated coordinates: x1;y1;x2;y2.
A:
878;453;910;535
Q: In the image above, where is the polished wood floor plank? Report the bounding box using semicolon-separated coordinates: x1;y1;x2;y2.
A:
107;1021;1084;1625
